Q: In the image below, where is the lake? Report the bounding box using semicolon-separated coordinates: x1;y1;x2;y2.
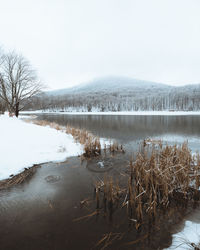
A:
0;113;200;250
36;113;200;152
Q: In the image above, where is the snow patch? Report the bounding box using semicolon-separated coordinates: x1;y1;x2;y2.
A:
167;221;200;249
0;114;83;180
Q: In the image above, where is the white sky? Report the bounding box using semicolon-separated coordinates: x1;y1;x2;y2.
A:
0;0;200;89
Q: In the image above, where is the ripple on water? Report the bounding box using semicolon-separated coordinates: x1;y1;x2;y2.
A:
45;175;61;183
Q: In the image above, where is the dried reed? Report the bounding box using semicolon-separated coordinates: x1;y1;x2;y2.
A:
29;119;124;158
92;141;200;230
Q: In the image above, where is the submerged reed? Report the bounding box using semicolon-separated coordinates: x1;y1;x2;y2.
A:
92;141;200;230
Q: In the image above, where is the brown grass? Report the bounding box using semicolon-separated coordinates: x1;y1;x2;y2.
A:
92;141;200;230
73;211;98;222
28;119;124;158
0;165;39;190
96;232;124;250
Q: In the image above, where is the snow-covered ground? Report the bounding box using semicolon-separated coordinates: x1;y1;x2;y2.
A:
0;114;83;180
166;221;200;249
21;110;200;116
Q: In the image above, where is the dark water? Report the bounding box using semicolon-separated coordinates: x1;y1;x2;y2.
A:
0;156;184;250
1;114;200;250
36;114;200;152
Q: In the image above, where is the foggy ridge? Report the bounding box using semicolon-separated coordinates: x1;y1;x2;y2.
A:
29;76;200;112
47;77;171;96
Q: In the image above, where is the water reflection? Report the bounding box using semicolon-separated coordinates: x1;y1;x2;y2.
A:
1;114;200;249
36;114;200;151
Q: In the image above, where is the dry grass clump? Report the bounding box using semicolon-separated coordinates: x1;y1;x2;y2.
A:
66;126;102;157
92;142;200;230
29;119;124;158
109;142;125;154
28;119;102;157
143;138;163;147
95;176;124;213
66;126;124;156
31;119;50;127
124;142;199;227
0;165;38;190
84;137;101;157
66;126;90;144
29;119;64;131
96;232;124;250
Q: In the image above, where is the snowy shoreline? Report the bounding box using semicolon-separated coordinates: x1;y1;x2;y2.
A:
0;114;83;180
166;221;200;249
21;110;200;116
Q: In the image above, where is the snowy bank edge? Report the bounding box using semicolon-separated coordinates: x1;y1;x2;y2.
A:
166;221;200;249
21;111;200;116
0;115;84;180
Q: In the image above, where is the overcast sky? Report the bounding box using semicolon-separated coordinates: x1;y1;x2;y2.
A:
0;0;200;89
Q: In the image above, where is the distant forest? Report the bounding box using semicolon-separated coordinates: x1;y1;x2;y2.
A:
24;85;200;112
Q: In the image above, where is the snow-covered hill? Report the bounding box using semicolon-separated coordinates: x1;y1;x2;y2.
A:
47;76;171;96
29;77;200;112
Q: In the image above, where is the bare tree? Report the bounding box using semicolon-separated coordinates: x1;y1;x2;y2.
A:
0;51;44;117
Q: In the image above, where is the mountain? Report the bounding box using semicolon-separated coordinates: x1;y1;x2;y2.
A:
174;83;200;93
29;77;200;112
46;76;172;96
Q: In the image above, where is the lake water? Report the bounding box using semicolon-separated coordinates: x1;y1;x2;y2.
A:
1;114;200;250
36;114;200;152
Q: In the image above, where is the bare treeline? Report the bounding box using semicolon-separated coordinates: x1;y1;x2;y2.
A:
26;84;200;112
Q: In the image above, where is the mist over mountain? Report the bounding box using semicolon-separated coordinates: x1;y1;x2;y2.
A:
47;77;172;96
29;76;200;112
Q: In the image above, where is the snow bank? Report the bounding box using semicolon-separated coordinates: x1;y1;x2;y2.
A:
0;114;83;180
21;110;200;116
167;221;200;249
